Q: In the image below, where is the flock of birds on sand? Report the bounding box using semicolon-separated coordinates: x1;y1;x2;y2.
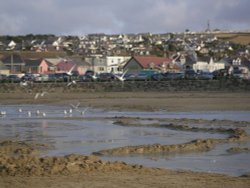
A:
0;102;89;118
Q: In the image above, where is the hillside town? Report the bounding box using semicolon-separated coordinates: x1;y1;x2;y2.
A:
0;31;250;82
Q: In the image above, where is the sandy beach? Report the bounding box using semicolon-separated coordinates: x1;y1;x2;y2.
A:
0;91;250;188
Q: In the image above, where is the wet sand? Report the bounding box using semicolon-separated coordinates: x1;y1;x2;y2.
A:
1;91;250;188
0;91;250;111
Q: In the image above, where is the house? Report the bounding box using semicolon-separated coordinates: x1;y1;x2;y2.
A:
193;57;225;73
231;57;250;79
123;56;173;73
85;57;107;74
25;59;52;74
67;57;91;75
0;60;10;75
106;56;131;74
56;59;88;75
1;54;26;74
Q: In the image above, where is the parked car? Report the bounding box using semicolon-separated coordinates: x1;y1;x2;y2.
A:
124;73;137;81
212;69;228;79
196;72;214;80
34;74;50;82
135;70;158;81
165;72;185;80
54;73;70;82
151;72;185;81
185;69;197;79
21;73;35;81
79;74;95;82
7;75;21;83
0;74;8;82
85;70;95;77
233;69;244;79
97;73;115;82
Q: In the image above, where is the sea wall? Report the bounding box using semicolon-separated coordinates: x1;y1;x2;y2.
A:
0;79;250;93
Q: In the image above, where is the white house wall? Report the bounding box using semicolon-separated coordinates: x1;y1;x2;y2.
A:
193;61;225;72
106;56;131;74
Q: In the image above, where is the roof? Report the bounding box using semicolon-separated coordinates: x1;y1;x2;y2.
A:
25;59;43;67
0;60;9;70
44;58;63;65
132;56;172;68
68;57;91;66
1;54;25;65
56;61;76;71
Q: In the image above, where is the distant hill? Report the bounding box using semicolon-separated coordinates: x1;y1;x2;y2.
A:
214;32;250;45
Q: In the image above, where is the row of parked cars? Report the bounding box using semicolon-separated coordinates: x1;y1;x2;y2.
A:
80;69;228;82
0;69;245;83
0;73;77;83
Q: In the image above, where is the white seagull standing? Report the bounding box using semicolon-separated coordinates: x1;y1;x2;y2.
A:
79;107;88;116
27;111;31;117
36;110;40;116
69;108;73;114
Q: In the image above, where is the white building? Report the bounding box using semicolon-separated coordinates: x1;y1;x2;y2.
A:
106;56;131;74
193;58;225;73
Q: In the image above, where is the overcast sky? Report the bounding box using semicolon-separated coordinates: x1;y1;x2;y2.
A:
0;0;249;35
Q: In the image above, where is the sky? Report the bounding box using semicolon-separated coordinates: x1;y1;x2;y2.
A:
0;0;250;35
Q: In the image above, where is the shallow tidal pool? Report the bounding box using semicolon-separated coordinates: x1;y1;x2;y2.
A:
0;104;250;176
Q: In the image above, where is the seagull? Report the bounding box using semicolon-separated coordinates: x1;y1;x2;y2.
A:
42;112;46;117
36;110;40;116
66;64;76;76
91;72;98;81
18;108;22;113
69;108;73;114
64;110;67;115
70;102;80;110
79;107;88;116
67;80;76;87
0;111;6;116
34;91;48;100
113;69;129;82
20;81;28;87
28;111;31;117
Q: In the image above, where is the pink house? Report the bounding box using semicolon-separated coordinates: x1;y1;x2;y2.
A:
56;60;90;75
25;59;50;74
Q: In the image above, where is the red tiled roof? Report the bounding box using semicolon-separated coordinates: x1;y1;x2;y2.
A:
56;61;76;71
133;56;172;68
